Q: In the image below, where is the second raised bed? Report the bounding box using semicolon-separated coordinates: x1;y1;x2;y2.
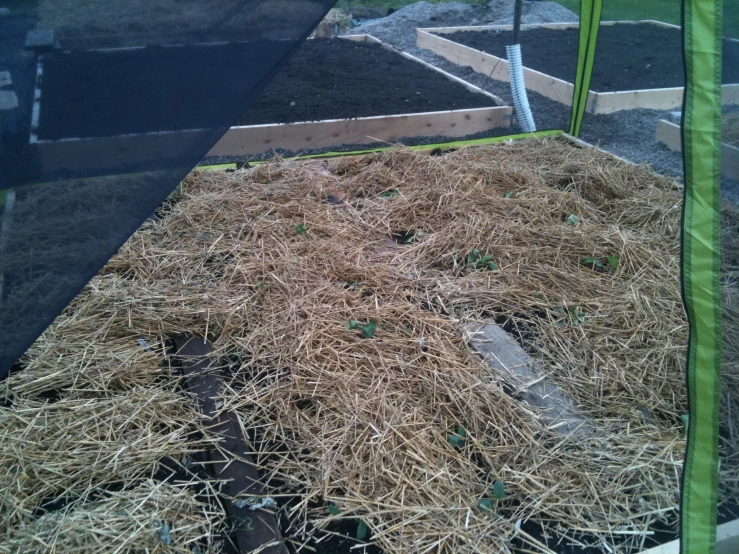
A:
416;20;739;114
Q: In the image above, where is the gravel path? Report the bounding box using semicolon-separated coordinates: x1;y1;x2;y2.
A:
345;1;739;201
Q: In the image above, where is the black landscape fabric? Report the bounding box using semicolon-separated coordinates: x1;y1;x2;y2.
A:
0;0;337;377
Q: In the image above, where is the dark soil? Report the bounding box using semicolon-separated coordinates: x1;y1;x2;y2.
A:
444;23;739;92
236;38;494;125
38;38;494;141
37;41;295;140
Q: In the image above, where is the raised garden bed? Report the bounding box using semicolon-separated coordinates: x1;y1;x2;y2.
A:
7;136;739;554
31;35;511;174
416;21;739;114
655;118;739;181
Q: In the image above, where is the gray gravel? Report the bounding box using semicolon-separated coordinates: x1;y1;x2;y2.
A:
350;0;578;51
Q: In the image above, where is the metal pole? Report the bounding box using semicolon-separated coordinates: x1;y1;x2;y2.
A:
513;0;523;44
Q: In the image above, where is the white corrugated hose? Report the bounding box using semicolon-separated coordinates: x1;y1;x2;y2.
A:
506;44;537;133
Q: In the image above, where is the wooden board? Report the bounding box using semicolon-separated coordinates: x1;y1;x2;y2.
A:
656;118;739;180
208;106;510;156
637;518;739;554
416;21;739;114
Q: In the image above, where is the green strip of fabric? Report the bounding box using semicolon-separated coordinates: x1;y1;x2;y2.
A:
568;0;602;137
680;0;723;552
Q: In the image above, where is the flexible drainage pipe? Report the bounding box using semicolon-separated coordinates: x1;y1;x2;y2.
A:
506;44;537;133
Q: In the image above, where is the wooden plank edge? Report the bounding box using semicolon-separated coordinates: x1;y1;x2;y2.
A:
655;118;739;180
416;20;651;34
416;29;576;106
174;335;288;554
208;106;512;156
637;518;739;554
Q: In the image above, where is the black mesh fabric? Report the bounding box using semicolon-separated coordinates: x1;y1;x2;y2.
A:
0;0;336;376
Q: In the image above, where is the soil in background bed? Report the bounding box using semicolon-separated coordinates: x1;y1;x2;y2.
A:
444;23;739;92
236;38;494;126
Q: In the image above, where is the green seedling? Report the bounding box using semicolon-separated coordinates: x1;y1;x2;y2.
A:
478;498;494;511
581;257;606;270
493;481;505;500
447;425;467;448
407;231;425;243
257;282;266;291
568;307;585;326
566;214;580;226
347;319;377;339
295;223;307;235
328;504;341;516
478;482;505;516
380;188;400;198
356;520;369;540
681;414;690;433
159;522;172;545
607;255;620;269
467;249;498;271
503;191;514;198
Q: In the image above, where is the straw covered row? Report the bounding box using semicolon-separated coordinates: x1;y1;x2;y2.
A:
3;137;737;553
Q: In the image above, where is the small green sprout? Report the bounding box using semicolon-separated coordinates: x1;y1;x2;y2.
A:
503;191;514;198
356;520;369;540
328;504;341;516
607;255;620;269
380;188;400;198
478;498;493;511
493;481;505;500
467;249;498;271
295;223;307;235
681;414;690;433
566;214;580;226
447;425;467;448
581;257;606;270
347;319;377;339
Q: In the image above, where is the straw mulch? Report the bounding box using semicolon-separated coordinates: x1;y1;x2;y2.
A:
5;137;736;553
0;480;223;554
0;302;222;551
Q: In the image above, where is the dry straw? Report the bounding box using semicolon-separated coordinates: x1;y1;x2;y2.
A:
3;137;737;553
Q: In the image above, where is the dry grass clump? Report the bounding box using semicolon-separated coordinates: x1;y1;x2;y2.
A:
64;137;693;552
0;480;223;554
0;387;207;526
1;298;219;551
720;202;739;509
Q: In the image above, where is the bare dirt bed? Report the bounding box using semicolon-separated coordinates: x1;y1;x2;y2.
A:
442;23;739;92
236;38;495;125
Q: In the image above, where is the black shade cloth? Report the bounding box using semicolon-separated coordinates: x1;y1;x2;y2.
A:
0;0;336;376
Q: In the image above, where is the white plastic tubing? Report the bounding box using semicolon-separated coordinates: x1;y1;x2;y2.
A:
505;44;537;133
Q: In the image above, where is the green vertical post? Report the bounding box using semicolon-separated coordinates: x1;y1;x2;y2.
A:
568;0;602;137
680;0;723;552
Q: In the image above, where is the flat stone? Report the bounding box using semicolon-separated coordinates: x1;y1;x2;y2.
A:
25;29;59;50
0;90;18;110
461;321;590;437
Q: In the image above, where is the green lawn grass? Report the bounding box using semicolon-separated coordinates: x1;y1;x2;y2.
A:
552;0;738;38
336;0;738;38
